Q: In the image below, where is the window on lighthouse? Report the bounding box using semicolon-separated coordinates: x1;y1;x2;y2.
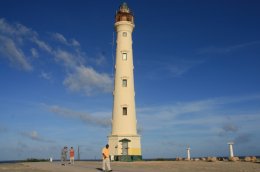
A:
122;79;127;87
123;32;127;37
123;107;127;115
122;52;127;61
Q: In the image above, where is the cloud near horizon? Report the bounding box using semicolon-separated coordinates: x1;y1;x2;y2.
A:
137;94;260;143
133;94;260;158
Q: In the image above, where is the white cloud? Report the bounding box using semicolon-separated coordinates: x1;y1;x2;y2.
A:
71;39;80;47
31;48;38;58
0;18;46;71
0;18;52;53
53;32;67;44
199;41;260;54
53;49;81;68
0;35;32;71
21;130;53;143
53;48;113;95
40;71;52;80
138;94;260;133
0;17;52;70
0;18;35;37
31;36;52;53
49;105;110;127
0;18;112;95
52;32;80;47
94;53;107;66
142;58;204;79
63;66;113;95
136;95;260;158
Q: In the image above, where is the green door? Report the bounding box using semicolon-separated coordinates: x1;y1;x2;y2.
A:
122;141;128;155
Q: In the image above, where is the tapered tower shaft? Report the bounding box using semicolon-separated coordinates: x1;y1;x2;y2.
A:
108;3;142;161
112;7;136;136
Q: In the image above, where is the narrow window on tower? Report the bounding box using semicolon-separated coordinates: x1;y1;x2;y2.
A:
123;107;127;115
123;32;127;37
122;79;127;87
122;52;127;61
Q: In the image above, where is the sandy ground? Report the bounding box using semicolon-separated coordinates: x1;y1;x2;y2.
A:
0;161;259;172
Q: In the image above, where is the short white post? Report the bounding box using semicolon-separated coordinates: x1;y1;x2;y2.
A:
228;142;234;158
187;147;191;160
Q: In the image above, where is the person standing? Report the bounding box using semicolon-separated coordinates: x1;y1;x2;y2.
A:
69;146;75;165
102;144;112;172
61;146;68;166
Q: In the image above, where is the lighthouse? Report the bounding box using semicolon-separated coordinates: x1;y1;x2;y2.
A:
108;2;142;161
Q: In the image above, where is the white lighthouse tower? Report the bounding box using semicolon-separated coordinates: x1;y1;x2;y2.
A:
108;2;142;161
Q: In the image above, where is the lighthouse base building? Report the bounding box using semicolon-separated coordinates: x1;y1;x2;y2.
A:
108;136;142;161
108;3;142;161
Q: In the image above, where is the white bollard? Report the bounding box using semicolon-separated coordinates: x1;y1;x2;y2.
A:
187;147;191;160
227;142;234;158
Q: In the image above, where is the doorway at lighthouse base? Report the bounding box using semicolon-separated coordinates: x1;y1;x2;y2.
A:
108;135;142;161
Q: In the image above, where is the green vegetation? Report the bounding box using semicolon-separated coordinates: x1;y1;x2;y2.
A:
25;158;49;162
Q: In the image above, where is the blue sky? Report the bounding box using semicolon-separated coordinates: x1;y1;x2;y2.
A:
0;0;260;160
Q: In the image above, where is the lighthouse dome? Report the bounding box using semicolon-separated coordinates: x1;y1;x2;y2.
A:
120;2;130;13
115;2;134;23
